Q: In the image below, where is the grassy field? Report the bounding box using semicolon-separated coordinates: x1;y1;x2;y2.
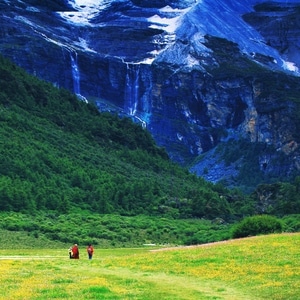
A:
0;233;299;299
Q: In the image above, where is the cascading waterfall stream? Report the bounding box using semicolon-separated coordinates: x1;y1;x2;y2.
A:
68;49;88;102
70;50;80;96
124;63;140;116
123;62;152;128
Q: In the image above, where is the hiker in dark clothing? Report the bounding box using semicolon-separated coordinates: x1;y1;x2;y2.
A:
87;243;94;260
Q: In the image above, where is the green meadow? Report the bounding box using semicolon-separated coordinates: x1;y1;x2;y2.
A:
0;233;299;299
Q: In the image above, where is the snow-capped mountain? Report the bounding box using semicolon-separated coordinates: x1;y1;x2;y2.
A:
1;0;300;185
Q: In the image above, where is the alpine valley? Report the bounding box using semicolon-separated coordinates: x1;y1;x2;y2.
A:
1;0;300;190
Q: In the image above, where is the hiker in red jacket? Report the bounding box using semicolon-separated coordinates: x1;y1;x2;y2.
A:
72;244;79;259
87;244;94;260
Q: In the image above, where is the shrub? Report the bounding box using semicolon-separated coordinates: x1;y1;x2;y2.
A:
232;215;283;238
282;214;300;232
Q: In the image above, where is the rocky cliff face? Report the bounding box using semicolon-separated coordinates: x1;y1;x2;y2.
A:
1;0;300;187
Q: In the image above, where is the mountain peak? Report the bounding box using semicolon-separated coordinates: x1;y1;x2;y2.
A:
1;0;300;188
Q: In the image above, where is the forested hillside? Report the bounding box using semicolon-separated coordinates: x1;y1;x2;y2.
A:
0;55;233;218
1;54;300;220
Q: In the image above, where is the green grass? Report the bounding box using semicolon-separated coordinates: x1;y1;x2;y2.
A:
0;233;299;299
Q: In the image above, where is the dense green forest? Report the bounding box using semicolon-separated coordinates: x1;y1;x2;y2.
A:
0;54;300;246
0;54;238;219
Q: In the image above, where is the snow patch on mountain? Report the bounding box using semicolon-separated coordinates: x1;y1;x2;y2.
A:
148;5;192;33
55;0;300;74
163;0;300;74
58;0;109;26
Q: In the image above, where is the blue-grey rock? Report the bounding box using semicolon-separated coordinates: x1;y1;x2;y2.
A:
1;0;300;187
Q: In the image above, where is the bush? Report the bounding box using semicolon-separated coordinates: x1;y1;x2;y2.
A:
232;215;283;238
282;214;300;232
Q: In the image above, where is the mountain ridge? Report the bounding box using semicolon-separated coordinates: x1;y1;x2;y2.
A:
1;0;300;189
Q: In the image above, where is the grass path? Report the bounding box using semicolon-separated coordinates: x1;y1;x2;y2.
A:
93;266;256;300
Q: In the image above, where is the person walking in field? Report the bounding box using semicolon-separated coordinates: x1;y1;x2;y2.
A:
68;246;73;259
72;244;79;259
87;243;94;260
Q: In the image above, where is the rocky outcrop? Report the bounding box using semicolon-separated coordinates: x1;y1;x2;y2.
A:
1;0;300;187
243;2;300;70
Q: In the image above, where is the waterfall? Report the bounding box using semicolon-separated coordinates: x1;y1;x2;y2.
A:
124;63;140;116
70;50;81;96
68;49;87;102
140;68;152;125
